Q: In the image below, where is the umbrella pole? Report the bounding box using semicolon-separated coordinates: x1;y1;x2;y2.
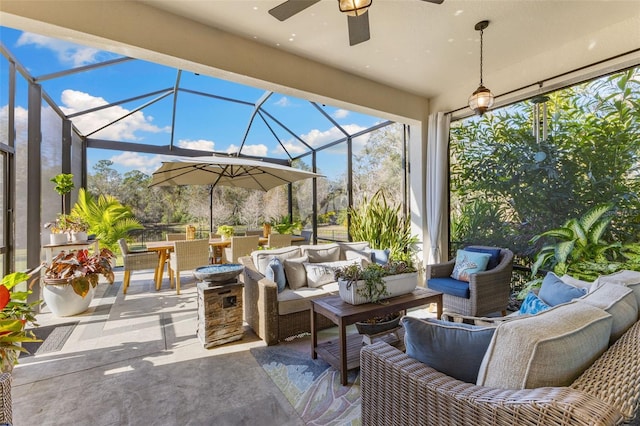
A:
209;185;213;233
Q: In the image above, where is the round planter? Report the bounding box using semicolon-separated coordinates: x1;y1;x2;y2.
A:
50;233;69;245
355;313;402;335
42;279;96;317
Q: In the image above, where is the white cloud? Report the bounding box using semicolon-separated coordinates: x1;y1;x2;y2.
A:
16;32;103;67
226;143;269;157
60;89;170;140
177;139;215;151
109;152;172;175
272;124;368;156
332;109;350;119
273;97;291;107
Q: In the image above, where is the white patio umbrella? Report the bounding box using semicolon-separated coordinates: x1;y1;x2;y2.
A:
149;155;322;231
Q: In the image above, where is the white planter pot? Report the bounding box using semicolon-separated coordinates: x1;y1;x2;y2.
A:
50;233;69;245
338;272;418;305
70;231;88;242
42;280;96;317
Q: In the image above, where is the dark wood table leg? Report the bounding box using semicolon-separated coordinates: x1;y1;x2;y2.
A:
311;304;317;359
436;294;443;319
339;318;347;386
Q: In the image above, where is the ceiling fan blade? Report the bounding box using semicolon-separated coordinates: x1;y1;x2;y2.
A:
268;0;321;21
348;13;370;46
420;0;445;4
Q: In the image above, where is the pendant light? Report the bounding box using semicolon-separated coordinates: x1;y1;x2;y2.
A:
338;0;372;16
468;20;495;115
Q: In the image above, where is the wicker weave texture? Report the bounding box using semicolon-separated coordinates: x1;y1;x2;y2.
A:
571;320;640;425
169;239;210;294
427;247;514;317
0;373;11;425
361;342;623;426
240;256;334;345
224;236;259;264
267;234;293;249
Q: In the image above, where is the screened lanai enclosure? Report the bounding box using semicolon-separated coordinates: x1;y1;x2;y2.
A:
1;4;639;296
0;26;410;279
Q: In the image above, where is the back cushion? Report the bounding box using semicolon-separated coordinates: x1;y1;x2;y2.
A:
576;281;637;344
251;246;301;275
403;317;496;384
337;241;370;260
597;270;640;314
300;243;340;263
476;301;612;389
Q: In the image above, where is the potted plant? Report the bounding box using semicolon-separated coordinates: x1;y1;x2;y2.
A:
41;248;115;317
334;260;418;305
44;214;71;244
272;215;302;235
216;225;235;241
0;270;41;373
50;173;74;215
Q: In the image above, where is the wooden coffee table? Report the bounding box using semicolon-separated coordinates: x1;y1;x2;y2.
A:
310;287;443;385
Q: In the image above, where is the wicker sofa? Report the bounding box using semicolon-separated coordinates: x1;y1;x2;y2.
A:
361;274;640;426
239;241;373;345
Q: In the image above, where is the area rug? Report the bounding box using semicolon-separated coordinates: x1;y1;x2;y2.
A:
21;322;78;357
251;343;361;425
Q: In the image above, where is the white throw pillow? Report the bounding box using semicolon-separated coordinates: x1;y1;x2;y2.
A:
283;255;309;290
304;259;362;288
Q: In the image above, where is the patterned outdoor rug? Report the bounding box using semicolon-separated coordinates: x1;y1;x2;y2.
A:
251;342;361;425
22;322;78;357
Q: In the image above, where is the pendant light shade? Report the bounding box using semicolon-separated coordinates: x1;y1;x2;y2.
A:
469;20;494;115
338;0;372;17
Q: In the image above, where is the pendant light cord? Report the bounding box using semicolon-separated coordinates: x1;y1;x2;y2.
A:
479;28;484;86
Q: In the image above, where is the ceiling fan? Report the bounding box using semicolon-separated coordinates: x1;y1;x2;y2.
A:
269;0;445;46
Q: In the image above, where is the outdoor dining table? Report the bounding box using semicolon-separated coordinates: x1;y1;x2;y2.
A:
145;236;304;290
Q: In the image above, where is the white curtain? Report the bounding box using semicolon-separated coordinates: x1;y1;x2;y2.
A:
426;112;451;264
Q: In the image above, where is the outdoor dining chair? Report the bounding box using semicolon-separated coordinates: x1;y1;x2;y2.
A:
223;235;260;264
118;238;159;294
266;233;292;249
166;233;185;241
168;238;210;294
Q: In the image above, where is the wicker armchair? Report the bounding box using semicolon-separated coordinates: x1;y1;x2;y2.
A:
360;318;640;426
266;233;292;249
118;238;159;294
426;246;514;317
168;239;209;294
223;235;260;264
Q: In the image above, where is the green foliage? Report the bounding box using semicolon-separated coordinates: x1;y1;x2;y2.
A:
349;190;418;265
216;225;234;238
450;67;640;262
334;261;416;304
519;204;640;298
50;173;74;196
71;188;143;253
272;215;302;235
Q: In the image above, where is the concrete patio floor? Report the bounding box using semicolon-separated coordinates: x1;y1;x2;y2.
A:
12;268;305;426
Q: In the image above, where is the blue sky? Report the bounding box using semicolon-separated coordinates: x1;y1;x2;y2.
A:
0;26;384;176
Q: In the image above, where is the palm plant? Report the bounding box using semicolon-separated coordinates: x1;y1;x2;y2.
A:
349;190;418;265
70;188;143;253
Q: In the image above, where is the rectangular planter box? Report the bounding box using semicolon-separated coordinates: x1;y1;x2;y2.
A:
339;272;418;305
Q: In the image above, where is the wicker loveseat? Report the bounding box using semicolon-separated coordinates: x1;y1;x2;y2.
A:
239;241;374;345
361;273;640;426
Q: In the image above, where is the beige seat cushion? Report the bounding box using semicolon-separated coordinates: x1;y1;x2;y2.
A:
576;281;637;344
278;282;339;315
300;243;340;263
476;301;612;389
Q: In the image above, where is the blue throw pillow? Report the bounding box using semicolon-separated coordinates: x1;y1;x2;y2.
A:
464;246;501;270
402;316;496;383
519;291;550;315
538;272;587;306
368;248;390;265
265;257;286;293
450;249;491;282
